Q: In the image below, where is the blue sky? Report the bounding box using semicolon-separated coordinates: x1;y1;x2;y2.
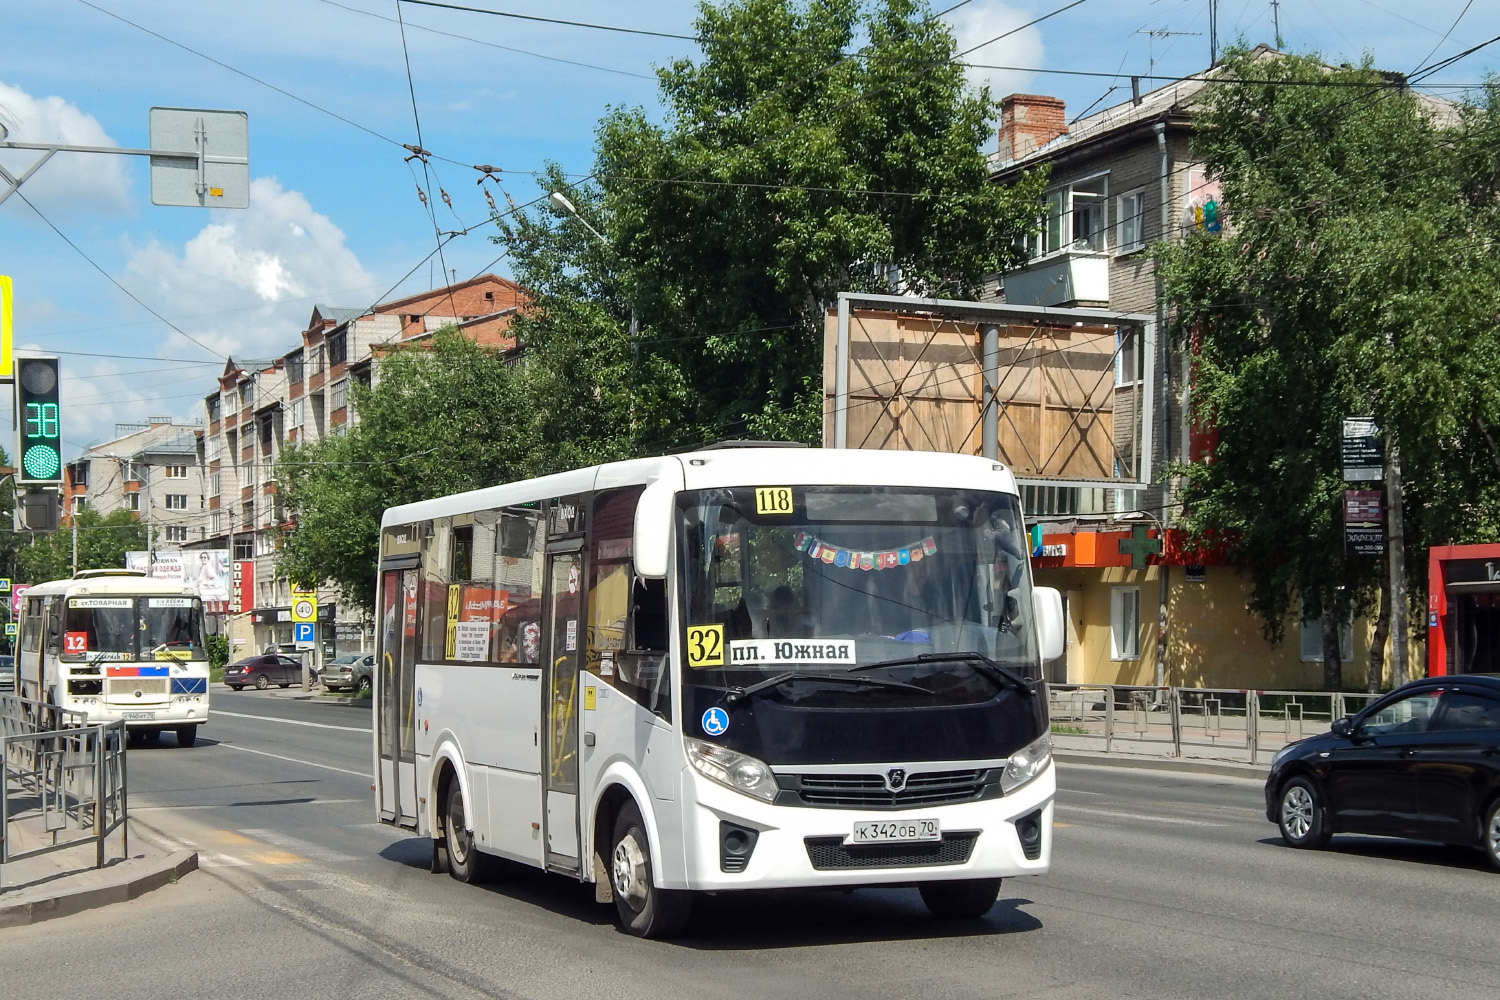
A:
3;0;1497;456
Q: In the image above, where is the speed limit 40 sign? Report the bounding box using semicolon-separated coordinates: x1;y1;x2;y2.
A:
291;587;317;623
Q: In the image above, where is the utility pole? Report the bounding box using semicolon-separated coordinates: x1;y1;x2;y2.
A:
1386;438;1408;687
1271;0;1283;50
1208;0;1218;66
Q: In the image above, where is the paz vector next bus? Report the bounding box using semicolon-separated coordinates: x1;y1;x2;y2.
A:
15;569;211;746
374;446;1064;937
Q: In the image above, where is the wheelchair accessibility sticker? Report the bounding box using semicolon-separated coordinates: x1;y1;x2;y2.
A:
701;706;729;736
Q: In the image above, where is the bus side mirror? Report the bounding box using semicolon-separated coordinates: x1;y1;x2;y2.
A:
633;478;676;579
1033;587;1064;662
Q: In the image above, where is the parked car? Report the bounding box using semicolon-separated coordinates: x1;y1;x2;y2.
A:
321;653;375;693
224;653;307;690
1266;674;1500;869
0;654;13;692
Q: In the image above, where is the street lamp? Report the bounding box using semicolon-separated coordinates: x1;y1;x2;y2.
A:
549;191;638;337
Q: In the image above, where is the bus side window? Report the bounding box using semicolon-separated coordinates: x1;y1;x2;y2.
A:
630;578;668;653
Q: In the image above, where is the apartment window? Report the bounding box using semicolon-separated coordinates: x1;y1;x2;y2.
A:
166;494;189;510
206;396;220;422
1111;587;1142;660
239;381;254;409
1116;190;1145;252
1116;328;1143;387
289;397;304;430
210;473;221;496
1300;612;1354;662
211;512;222;534
71;463;89;487
328;331;348;366
285;351;304;384
72;496;87;514
330;378;348;412
233;537;253;561
163;465;189;479
164;526;189;542
1021;484;1107;517
125;493;140;512
1028;173;1110;259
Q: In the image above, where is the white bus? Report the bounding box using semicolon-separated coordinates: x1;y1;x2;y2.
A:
375;446;1063;937
15;569;211;746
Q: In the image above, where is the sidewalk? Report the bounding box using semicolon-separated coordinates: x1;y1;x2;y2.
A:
0;809;196;927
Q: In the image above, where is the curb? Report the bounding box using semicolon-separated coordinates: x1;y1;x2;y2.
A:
1055;750;1266;780
0;850;198;928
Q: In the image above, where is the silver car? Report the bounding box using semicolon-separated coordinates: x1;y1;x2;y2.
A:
0;654;13;692
321;653;374;693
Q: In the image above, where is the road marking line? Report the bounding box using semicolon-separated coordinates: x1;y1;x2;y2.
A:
1055;804;1225;827
213;741;372;778
240;827;359;863
213;709;372;733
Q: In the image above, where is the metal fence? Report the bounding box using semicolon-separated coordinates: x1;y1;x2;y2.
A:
1;694;128;886
1046;684;1387;766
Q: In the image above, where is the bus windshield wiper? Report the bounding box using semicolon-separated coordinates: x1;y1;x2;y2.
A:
847;651;1036;695
724;670;934;705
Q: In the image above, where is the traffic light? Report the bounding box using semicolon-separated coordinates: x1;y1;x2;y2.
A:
15;356;62;485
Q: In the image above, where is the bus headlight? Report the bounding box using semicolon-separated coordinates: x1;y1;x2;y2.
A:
1000;734;1053;794
684;737;778;802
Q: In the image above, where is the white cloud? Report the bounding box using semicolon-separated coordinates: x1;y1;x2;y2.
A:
121;176;375;362
0;81;132;219
945;2;1043;100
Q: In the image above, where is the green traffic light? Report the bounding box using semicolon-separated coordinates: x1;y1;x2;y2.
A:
23;444;60;480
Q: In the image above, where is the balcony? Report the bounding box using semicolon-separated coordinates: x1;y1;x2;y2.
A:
1002;249;1110;308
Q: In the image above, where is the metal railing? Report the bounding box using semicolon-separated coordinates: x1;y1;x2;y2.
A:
1;694;128;887
1047;684;1389;766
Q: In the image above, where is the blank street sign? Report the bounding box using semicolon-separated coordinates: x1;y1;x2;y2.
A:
148;107;249;208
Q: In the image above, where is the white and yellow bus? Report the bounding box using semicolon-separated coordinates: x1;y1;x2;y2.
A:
16;569;211;746
375;446;1063;937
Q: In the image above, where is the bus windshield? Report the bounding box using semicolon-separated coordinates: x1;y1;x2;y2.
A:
677;485;1038;701
63;596;206;661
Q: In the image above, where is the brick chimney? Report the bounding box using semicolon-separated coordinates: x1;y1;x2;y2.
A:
998;94;1067;161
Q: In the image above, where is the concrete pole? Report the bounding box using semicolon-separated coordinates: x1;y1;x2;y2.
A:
1386;438;1408;686
981;323;999;460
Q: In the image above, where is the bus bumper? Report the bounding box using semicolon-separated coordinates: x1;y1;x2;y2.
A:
670;762;1054;891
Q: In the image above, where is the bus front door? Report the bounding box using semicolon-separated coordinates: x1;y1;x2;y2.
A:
543;547;583;870
377;567;420;828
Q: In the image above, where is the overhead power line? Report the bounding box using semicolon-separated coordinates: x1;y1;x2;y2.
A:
395;0;696;40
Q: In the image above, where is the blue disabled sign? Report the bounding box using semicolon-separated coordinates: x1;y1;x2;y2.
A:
701;706;729;736
293;621;315;646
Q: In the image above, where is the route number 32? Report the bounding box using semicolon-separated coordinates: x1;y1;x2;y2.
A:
686;625;725;668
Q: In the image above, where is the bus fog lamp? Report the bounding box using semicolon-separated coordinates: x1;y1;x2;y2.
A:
1000;734;1053;794
685;737;778;802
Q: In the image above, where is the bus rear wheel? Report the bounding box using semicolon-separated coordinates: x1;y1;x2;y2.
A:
610;801;692;938
919;878;1002;919
444;781;497;884
175;725;197;747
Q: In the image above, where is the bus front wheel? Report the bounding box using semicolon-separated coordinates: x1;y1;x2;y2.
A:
175;725;197;747
444;780;496;884
919;878;1002;919
610;801;692;938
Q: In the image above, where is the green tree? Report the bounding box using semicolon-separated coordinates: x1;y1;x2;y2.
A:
14;506;148;584
1157;50;1500;689
497;0;1045;450
276;329;529;611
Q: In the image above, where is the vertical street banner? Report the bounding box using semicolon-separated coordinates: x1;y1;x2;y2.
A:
231;560;255;614
1344;489;1385;557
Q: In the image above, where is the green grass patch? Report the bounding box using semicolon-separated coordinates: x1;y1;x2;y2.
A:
1050;724;1089;736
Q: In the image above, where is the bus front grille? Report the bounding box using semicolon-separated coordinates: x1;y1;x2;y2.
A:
803;832;978;870
788;769;990;809
105;678;170;701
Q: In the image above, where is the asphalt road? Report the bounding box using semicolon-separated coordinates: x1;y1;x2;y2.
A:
1;689;1497;1000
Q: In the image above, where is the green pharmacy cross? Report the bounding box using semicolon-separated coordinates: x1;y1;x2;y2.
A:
1117;524;1162;569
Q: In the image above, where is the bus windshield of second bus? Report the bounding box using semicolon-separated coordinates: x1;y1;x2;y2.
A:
677;484;1042;765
